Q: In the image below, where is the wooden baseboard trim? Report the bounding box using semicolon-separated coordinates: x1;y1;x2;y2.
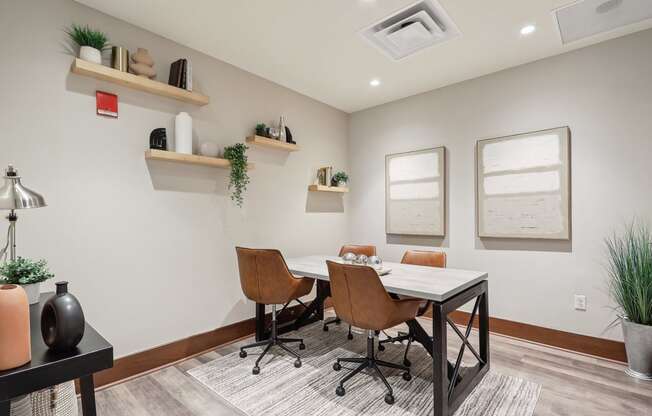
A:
94;300;626;388
93;303;308;388
435;309;626;363
325;302;625;362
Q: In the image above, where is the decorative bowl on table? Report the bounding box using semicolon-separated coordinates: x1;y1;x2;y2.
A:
367;256;383;270
341;252;356;264
354;254;368;265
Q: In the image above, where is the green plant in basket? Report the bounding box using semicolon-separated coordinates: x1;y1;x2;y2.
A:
331;171;349;186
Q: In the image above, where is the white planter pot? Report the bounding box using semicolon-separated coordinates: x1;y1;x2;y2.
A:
21;283;40;305
175;112;193;154
337;181;347;187
79;46;102;64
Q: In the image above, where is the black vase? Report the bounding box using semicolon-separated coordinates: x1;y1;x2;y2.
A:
41;282;85;352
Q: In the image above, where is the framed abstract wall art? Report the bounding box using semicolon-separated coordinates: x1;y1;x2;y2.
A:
476;127;571;239
385;147;446;236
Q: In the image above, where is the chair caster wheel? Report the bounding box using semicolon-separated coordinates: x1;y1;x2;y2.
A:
402;372;412;381
385;394;395;405
239;350;247;358
323;325;329;332
333;362;341;371
294;359;302;368
299;343;306;350
347;333;353;340
336;386;345;396
403;358;411;367
378;344;385;351
252;366;260;375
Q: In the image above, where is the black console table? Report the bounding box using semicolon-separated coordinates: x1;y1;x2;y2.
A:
0;293;113;415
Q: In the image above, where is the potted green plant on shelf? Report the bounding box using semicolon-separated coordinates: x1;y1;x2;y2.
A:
605;221;652;380
331;171;349;187
65;23;109;65
255;123;268;138
223;143;250;207
0;257;54;305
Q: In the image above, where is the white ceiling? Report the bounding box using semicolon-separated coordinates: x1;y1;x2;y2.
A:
75;0;652;113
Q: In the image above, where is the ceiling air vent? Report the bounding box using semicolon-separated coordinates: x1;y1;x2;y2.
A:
554;0;652;44
360;0;460;61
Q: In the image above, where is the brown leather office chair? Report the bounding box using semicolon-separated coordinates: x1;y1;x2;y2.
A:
323;245;377;339
378;250;447;366
327;261;421;405
236;247;315;374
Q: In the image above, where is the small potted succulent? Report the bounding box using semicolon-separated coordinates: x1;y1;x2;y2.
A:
331;171;349;187
0;257;54;304
255;123;268;138
65;23;109;64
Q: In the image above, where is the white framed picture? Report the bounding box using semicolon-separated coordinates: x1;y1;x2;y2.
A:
476;127;571;240
385;147;446;236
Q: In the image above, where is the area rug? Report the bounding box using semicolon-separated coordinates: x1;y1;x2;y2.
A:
189;323;540;416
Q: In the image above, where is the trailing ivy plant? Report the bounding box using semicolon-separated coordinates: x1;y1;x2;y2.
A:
0;257;55;285
65;24;109;50
223;143;250;207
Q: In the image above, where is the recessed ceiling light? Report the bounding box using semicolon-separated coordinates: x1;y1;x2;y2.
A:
520;24;536;36
369;79;381;87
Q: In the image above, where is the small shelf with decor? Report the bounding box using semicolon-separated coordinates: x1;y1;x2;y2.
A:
246;135;300;152
144;149;254;170
71;59;209;106
308;185;349;193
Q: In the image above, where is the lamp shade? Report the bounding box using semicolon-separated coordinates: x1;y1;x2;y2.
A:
0;165;46;210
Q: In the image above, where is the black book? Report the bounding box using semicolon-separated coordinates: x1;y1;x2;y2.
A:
180;59;187;89
168;60;180;86
168;61;178;85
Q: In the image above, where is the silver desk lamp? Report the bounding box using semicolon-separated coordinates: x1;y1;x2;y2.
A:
0;165;47;262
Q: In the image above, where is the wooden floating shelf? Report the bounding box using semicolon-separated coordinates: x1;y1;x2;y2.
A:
246;135;300;152
71;58;209;106
308;185;349;193
145;149;254;170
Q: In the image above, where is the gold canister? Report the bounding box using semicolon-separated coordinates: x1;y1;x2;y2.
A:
111;46;129;72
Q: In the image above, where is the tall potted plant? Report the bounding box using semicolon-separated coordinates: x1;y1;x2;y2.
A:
605;222;652;379
0;257;54;304
65;24;109;64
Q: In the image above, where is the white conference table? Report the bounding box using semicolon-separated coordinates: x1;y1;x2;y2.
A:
254;255;490;416
286;255;487;302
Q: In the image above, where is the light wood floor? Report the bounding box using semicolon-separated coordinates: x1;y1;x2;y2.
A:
90;313;652;416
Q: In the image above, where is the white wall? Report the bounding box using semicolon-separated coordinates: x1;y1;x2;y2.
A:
348;29;652;341
0;0;349;357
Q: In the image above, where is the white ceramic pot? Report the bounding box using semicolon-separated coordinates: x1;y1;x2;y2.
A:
337;181;347;187
199;142;219;157
21;283;40;305
79;46;102;64
175;112;193;154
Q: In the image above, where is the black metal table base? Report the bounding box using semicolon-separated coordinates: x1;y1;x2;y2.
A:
253;279;490;416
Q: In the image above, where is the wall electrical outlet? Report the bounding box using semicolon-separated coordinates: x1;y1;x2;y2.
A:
574;295;587;311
